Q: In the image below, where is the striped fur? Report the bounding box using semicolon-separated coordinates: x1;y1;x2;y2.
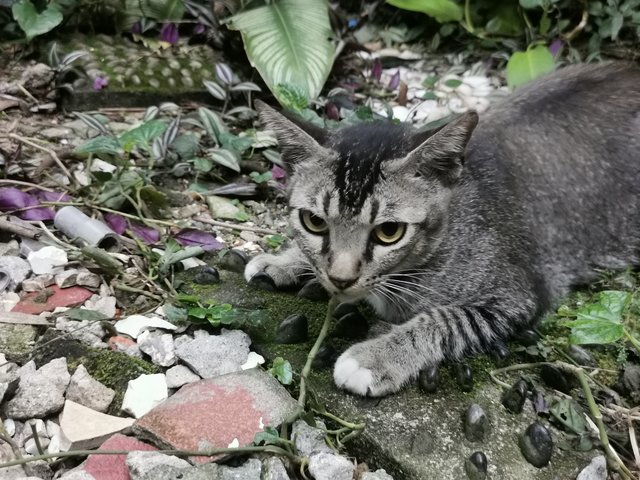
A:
247;63;640;396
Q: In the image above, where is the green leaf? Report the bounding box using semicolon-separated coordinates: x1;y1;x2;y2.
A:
192;157;213;173
119;120;167;152
198;108;227;144
253;426;281;446
519;0;543;8
274;84;309;111
444;78;462;88
171;133;200;159
228;0;337;105
76;136;122;156
386;0;462;22
249;171;272;184
12;0;63;41
124;0;184;21
64;308;109;321
269;357;293;385
163;304;189;323
550;399;587;434
206;148;241;172
506;45;555;89
568;318;624;345
265;234;287;249
610;12;624;40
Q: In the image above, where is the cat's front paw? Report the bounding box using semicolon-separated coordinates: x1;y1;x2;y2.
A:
333;341;410;396
244;253;301;290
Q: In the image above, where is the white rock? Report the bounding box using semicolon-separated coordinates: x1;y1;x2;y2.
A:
292;419;331;456
308;452;355;480
59;469;97;479
137;330;176;367
0;256;31;290
262;457;291;480
21;274;55;292
90;158;117;173
391;106;410;122
59;400;134;450
66;365;115;412
361;469;394;479
241;352;265;370
27;246;68;274
165;365;200;389
122;373;168;418
76;270;101;288
0;292;20;312
4;418;15;436
55;269;79;288
23;419;47;440
577;455;607;480
84;295;117;318
25;435;50;454
126;451;191;479
115;315;177;339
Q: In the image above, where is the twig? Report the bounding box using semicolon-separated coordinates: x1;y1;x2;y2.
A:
299;297;338;408
0;445;301;469
8;133;75;184
0;180;56;191
563;8;589;42
629;424;640;471
16;84;38;104
112;281;163;301
195;215;280;236
0;216;42;239
29;424;45;456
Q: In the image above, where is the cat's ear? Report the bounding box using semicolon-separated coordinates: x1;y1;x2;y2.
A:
398;111;479;182
255;100;331;171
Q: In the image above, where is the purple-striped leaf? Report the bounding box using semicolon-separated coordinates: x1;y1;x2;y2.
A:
130;223;160;244
104;213;127;234
0;188;55;220
31;190;71;203
174;228;223;251
160;23;179;44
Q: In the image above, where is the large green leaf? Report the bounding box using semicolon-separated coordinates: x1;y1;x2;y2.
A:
506;45;555;89
12;0;63;41
566;290;630;345
386;0;462;23
227;0;336;105
125;0;184;21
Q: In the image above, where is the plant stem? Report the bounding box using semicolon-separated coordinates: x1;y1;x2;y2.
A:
7;133;76;186
464;0;474;33
624;329;640;355
0;446;301;469
298;297;338;408
312;409;365;431
563;362;634;479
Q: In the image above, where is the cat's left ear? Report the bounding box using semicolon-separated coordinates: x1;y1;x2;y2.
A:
255;100;332;172
395;111;479;183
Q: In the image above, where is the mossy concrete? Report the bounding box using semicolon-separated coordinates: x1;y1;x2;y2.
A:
179;269;598;480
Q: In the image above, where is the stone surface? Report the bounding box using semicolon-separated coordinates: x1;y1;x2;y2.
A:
114;315;177;339
137;330;176;367
218;458;261;479
519;423;553;468
175;329;251;379
122;373;168;418
76;269;102;288
84;295;117;318
56;317;107;348
2;358;70;419
126;451;191;479
292;419;331;456
576;455;607;480
11;285;94;315
275;314;308;344
262;457;290;480
308;452;355;480
0;256;31;290
134;369;298;463
66;365;116;412
0;323;37;357
361;470;394;480
22;273;55;292
59;400;135;450
56;269;79;288
83;434;157;480
165;365;200;389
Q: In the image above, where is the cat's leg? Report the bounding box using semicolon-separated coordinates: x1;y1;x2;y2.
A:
244;243;312;289
333;304;531;396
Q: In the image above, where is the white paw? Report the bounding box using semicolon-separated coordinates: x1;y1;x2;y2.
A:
244;257;263;282
333;353;374;396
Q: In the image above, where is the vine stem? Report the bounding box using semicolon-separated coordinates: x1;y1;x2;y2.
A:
298;297;338;408
0;446;301;469
7;133;76;185
624;329;640;355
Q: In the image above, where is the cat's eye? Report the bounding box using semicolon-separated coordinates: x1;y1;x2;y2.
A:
300;210;328;234
372;222;406;245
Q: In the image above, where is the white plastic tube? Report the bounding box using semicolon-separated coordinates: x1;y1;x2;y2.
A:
54;206;121;252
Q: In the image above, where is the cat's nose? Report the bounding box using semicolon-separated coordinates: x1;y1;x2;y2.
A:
328;275;359;290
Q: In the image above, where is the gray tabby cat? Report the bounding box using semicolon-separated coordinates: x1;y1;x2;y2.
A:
245;62;640;396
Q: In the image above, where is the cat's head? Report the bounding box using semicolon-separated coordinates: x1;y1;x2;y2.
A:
257;101;478;302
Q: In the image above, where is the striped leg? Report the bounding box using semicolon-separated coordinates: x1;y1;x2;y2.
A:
333;304;531;396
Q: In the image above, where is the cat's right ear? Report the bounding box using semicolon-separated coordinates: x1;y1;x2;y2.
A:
255;100;331;171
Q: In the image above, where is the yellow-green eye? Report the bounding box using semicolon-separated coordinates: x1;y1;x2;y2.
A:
300;210;328;234
373;222;406;245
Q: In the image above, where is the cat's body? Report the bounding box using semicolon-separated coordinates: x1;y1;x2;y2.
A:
246;62;640;396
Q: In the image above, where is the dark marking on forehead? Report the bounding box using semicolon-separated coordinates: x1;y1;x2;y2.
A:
329;122;429;212
369;198;379;224
322;191;331;216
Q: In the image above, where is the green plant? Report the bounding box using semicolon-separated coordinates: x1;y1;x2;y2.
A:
11;0;63;40
558;290;640;353
505;44;556;88
227;0;338;106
